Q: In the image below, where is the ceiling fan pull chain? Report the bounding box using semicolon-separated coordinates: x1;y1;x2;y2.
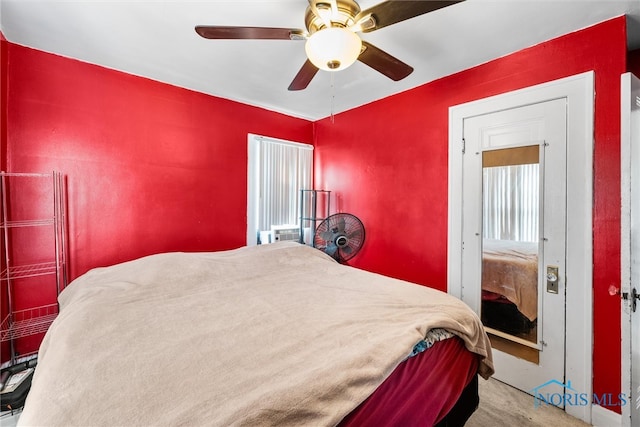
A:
330;72;336;124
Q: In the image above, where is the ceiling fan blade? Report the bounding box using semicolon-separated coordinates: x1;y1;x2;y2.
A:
288;60;319;91
195;26;306;40
355;0;463;33
358;41;413;81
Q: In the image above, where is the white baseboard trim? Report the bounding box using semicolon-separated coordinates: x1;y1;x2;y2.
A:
592;405;622;427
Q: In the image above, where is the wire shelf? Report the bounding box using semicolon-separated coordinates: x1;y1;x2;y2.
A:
1;171;67;365
0;219;55;228
0;304;59;342
0;262;58;281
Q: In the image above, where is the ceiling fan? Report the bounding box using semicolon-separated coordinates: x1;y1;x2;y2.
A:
195;0;463;91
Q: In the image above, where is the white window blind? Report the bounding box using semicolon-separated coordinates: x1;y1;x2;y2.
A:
482;164;539;242
247;135;313;245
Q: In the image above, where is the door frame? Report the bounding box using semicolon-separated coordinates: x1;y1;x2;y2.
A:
447;71;594;423
620;71;640;427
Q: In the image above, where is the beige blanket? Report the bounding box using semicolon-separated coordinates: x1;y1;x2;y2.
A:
20;242;493;427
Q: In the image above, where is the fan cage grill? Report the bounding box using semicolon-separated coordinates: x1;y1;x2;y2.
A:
313;213;365;262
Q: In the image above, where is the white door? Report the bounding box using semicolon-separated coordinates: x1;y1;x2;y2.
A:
621;71;640;427
462;99;567;401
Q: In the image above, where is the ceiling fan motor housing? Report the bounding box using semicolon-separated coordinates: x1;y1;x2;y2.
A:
304;0;361;33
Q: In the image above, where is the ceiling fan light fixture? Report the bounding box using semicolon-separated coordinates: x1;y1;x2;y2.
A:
305;27;362;72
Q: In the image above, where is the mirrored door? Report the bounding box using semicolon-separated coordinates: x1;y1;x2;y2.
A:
460;98;567;397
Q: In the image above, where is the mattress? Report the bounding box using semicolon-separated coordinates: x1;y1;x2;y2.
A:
340;334;479;426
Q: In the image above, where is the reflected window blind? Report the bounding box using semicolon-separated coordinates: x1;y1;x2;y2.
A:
257;138;313;232
482;164;539;242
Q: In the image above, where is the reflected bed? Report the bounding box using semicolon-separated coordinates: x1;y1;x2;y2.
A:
482;239;538;321
482;239;538;337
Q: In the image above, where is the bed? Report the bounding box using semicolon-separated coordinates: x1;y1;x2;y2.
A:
19;241;493;426
481;239;538;334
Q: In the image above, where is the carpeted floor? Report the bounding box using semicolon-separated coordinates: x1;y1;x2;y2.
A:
467;378;591;426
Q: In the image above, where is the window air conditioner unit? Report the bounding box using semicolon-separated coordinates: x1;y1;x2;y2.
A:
271;225;300;243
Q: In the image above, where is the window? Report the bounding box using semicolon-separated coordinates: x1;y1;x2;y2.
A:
482;146;539;242
247;134;313;245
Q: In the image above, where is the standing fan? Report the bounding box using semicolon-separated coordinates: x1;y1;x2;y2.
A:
314;213;365;262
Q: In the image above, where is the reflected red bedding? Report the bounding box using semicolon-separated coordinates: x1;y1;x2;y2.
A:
339;337;479;426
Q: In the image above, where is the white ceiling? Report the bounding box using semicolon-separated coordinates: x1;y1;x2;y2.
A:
1;0;639;120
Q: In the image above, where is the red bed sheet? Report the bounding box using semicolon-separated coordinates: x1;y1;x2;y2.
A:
339;336;479;426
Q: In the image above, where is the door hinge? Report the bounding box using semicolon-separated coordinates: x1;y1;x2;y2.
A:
462;138;466;154
613;285;640;312
622;287;639;312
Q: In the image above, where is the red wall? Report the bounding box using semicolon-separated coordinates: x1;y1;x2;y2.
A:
3;43;313;336
314;17;627;411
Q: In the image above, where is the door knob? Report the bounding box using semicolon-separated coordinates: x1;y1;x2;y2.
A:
546;266;559;294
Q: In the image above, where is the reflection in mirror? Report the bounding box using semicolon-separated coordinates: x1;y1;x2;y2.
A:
481;146;540;363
